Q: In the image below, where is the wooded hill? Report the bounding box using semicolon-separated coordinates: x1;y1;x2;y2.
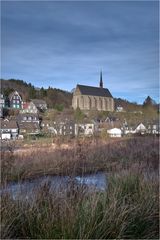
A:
0;79;72;109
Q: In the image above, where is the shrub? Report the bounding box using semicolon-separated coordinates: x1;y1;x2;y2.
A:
54;104;64;112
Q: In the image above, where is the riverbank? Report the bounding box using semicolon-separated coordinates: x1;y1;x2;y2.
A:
1;136;159;239
1;136;159;184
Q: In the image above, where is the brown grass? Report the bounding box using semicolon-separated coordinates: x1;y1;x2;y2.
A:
1;136;159;184
1;170;159;239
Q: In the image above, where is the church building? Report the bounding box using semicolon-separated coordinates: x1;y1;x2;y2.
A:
72;72;114;111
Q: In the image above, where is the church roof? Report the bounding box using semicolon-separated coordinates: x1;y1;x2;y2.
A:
77;84;113;98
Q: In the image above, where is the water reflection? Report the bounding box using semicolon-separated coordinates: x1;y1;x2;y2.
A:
1;172;107;200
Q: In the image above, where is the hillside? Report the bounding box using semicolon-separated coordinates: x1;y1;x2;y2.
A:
0;79;72;108
114;98;142;111
1;79;158;113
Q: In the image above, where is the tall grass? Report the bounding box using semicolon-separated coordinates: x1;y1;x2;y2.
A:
1;136;159;184
1;171;159;239
1;136;159;239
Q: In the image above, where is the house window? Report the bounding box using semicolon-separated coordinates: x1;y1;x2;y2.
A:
13;104;16;108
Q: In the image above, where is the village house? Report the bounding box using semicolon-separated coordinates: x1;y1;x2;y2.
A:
8;91;23;109
0;118;18;140
17;113;40;136
116;106;124;112
107;128;122;137
40;120;52;132
21;101;38;114
147;120;160;135
75;123;96;136
123;123;147;135
17;113;40;124
18;122;40;136
41;120;75;136
134;123;147;134
31;99;47;112
0;107;3;118
72;72;114;111
41;120;97;137
0;94;5;118
0;94;5;108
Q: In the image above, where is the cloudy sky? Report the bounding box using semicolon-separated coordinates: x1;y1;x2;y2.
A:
1;0;159;103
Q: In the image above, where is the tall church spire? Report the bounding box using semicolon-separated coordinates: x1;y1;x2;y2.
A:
99;70;103;88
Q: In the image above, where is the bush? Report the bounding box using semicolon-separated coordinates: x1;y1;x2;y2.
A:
74;107;85;123
54;104;64;112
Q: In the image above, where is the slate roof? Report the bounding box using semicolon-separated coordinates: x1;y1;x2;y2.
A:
17;113;39;122
31;99;47;106
77;85;113;98
0;119;18;129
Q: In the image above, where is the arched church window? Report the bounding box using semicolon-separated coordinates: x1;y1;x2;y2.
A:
106;99;109;110
93;97;97;109
88;96;91;109
99;98;103;110
77;97;79;108
81;96;84;108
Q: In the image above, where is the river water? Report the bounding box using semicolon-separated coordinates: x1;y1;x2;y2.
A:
1;172;107;200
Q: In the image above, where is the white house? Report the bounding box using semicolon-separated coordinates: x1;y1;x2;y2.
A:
1;133;11;140
75;123;95;136
116;106;124;112
134;123;146;134
0;118;19;140
147;122;160;135
107;128;122;137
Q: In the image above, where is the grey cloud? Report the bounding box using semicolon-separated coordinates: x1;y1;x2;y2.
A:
1;0;159;103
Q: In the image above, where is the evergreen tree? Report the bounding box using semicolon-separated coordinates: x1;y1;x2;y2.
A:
29;87;36;99
143;96;156;107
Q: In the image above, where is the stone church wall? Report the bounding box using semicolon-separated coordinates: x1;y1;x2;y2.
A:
72;94;114;111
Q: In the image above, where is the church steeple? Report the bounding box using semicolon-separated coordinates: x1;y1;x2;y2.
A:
99;71;103;88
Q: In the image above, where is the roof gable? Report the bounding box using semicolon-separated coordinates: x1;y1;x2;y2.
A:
77;84;113;98
9;91;22;101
